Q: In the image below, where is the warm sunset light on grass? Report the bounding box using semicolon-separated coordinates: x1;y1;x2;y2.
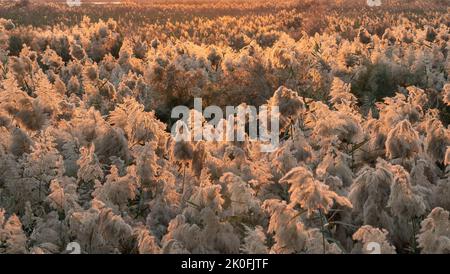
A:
0;0;449;255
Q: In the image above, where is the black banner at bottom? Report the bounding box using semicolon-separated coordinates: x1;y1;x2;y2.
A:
0;254;445;273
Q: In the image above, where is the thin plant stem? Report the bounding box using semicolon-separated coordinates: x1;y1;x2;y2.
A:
318;208;326;254
182;164;186;196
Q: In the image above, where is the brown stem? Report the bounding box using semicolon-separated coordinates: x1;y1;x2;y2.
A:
318;208;326;254
182;164;186;196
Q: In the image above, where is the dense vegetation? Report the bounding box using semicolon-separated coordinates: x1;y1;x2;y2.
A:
0;0;449;254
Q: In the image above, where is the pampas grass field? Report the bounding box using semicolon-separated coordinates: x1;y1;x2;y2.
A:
0;0;449;254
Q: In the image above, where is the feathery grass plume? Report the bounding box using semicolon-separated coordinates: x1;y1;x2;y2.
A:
109;97;167;147
0;146;23;210
410;159;441;189
377;93;421;129
268;86;305;131
15;100;47;131
272;130;313;178
272;144;298;180
171;140;194;163
0;73;47;131
76;144;104;184
443;84;450;106
46;176;80;214
29;243;60;254
222;147;273;189
93;126;130;164
316;148;353;187
349;159;394;227
146;197;177;239
329;77;357;107
0;72;30;112
146;169;180;239
240;225;268;254
358;27;372;44
9;127;32;157
417;207;450;254
70;42;87;61
119;41;147;75
161;214;203;253
5;177;43;215
357;118;387;163
387;165;426;219
135;141;160;192
262;199;307;254
41;47;64;71
55;134;80;178
133;40;148;60
93;165;138;211
220;172;260;216
280;166;352;216
150;38;160;50
82;82;111;115
192;141;207;178
0;19;14;31
185;178;224;219
20;201;34;232
406;86;428;113
0;211;27;254
222;145;247;168
308;101;362;144
98;80;116;101
290;130;314;162
385;119;421;160
198;207;241;253
8;49;37;92
161;240;190;254
424;119;450;164
171;138;194;195
67;75;81;95
20;132;65;200
69;199;133;254
0;110;12;128
68;107;109;147
352;225;396;254
83;63;99;83
433;177;450;212
133;227;161;254
34;71;64;119
29;211;68;252
304;229;343;254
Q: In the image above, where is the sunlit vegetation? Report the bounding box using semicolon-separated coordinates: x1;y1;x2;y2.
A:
0;0;449;254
